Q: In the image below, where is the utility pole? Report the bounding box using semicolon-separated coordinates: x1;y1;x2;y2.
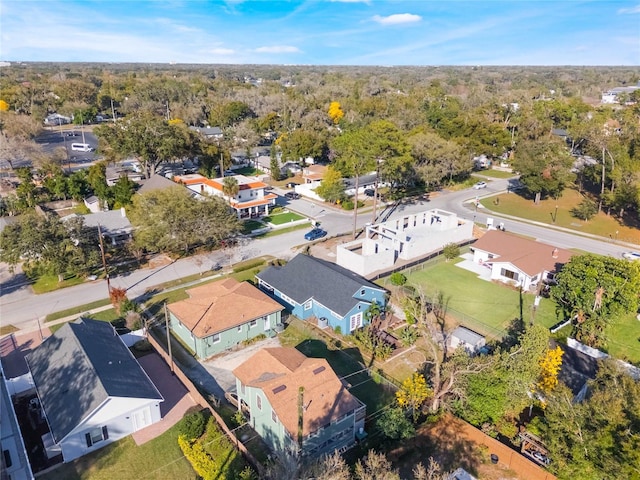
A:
110;97;116;123
164;302;174;374
297;386;304;451
97;223;111;295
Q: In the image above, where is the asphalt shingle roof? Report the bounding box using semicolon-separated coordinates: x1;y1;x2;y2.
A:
256;254;384;316
26;318;162;443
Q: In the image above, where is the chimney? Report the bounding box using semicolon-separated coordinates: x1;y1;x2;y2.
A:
552;248;559;259
121;207;126;217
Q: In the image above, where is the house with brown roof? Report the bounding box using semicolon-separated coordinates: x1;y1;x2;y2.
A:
168;278;285;359
471;230;574;291
232;347;366;458
173;173;277;218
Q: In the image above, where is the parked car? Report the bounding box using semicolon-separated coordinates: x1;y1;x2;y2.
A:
285;182;299;188
285;192;301;200
364;188;375;197
622;251;640;261
224;392;249;413
473;181;487;190
304;228;327;241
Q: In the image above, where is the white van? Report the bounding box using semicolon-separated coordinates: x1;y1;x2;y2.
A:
71;143;93;152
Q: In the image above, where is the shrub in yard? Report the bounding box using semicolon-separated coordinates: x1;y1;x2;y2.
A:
178;435;217;480
442;243;460;261
390;272;407;286
232;258;265;273
179;411;207;441
399;326;418;346
571;199;598;221
334;326;342;335
377;406;415;440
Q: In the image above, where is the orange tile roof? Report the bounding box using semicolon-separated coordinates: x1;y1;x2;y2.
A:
472;230;574;276
233;347;363;438
230;193;278;209
168;278;284;338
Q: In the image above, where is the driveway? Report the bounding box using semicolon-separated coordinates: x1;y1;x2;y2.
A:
132;352;197;445
201;336;282;393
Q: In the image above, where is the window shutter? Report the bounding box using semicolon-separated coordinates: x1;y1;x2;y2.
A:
85;433;92;447
102;426;109;440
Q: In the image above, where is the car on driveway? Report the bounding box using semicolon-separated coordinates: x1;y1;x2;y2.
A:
284;192;301;200
285;182;299;188
364;188;375;197
622;251;640;261
304;228;326;241
224;391;249;413
473;181;487;190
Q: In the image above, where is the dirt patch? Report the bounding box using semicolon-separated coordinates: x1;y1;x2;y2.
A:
146;254;174;269
387;414;554;480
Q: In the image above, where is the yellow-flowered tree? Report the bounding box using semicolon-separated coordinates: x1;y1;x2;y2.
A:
0;100;9;111
537;345;563;393
328;101;344;125
396;373;432;422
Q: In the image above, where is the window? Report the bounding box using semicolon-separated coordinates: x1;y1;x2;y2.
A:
360;289;365;296
85;426;109;447
249;320;257;329
3;449;12;468
272;409;278;423
256;395;262;410
237;325;242;332
304;300;312;310
350;312;363;331
212;333;221;344
240;383;245;394
500;268;519;281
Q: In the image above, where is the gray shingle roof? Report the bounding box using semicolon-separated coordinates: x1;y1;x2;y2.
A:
26;318;162;443
451;326;484;346
256;254;385;316
63;210;132;236
138;174;181;193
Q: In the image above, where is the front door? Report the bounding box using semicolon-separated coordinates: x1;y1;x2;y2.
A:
132;406;152;431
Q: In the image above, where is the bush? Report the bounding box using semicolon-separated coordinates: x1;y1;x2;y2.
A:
334;325;342;335
399;326;418;346
179;411;207;441
178;435;218;480
390;272;407;286
571;199;598;221
442;243;460;261
341;199;364;211
232;258;265;273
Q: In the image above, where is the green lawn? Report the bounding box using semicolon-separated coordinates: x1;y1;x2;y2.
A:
32;274;86;294
387;259;562;339
39;423;194;480
605;312;640;363
263;211;305;225
46;299;113;322
474;169;516;179
241;219;264;234
481;187;640;245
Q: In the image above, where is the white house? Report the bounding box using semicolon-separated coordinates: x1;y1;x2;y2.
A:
337;209;474;277
25;319;163;463
174;173;277;218
601;83;640;104
471;230;574;291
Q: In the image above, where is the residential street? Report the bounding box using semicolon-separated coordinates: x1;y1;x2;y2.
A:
1;179;634;334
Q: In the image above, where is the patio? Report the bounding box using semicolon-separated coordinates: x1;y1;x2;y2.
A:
455;252;492;281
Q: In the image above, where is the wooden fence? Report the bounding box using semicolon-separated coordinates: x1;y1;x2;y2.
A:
146;331;265;477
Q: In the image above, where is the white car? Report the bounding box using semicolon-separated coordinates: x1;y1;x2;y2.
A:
622;251;640;261
473;181;487;190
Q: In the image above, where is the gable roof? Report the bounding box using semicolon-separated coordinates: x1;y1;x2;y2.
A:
26;318;162;443
138;174;183;194
451;326;484;345
233;347;362;438
63;209;132;236
256;254;385;316
472;230;573;276
168;278;284;338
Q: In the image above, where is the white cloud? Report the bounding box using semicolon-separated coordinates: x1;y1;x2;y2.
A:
254;45;301;53
617;4;640;14
208;47;235;55
372;13;422;25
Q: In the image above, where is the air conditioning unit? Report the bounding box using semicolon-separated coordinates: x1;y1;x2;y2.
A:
317;317;329;329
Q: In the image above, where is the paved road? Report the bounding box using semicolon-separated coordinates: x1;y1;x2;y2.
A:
1;177;635;332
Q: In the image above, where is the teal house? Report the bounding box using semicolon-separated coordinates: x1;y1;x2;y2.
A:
233;347;366;458
168;278;284;359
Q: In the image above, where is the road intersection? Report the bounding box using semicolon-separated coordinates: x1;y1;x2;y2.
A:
1;178;634;334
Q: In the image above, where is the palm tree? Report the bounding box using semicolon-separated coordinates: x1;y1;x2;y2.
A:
222;176;239;206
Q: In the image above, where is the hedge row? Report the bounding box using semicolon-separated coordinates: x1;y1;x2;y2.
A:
177;434;218;480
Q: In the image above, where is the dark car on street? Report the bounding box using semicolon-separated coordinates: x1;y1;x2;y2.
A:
304;228;327;241
284;192;301;200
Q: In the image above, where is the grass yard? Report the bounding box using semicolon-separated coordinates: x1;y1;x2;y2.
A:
481;187;640;245
387;259;562;339
263;211;305;225
605;312;640;363
241;219;264;234
32;274;86;294
474;169;516;179
252;222;310;238
0;324;18;335
39;422;194;480
45;299;112;322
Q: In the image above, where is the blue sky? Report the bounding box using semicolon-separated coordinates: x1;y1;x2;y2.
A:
1;1;639;65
